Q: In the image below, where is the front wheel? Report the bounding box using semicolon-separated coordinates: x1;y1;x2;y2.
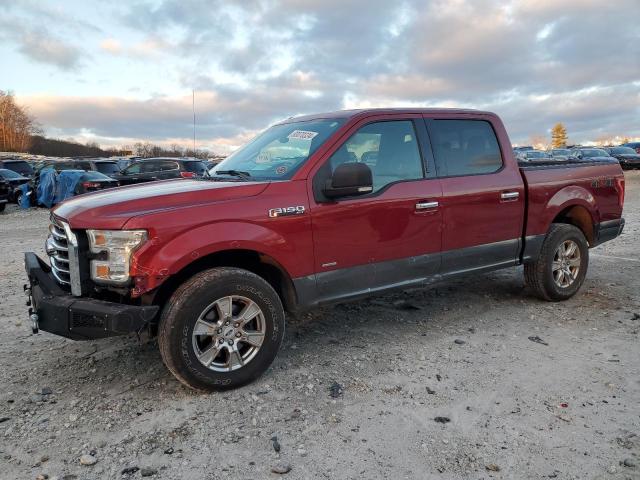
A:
158;267;285;391
524;223;589;301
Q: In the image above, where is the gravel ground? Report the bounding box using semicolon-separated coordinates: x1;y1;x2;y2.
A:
1;172;639;480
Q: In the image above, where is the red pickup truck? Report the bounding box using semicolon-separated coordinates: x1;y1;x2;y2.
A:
25;109;625;391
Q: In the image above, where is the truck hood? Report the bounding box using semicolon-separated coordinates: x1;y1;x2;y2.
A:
53;179;269;229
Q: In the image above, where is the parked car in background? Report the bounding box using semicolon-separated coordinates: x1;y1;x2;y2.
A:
113;158;207;185
0;159;35;178
517;150;550;162
548;149;571;161
73;159;122;177
0;177;9;212
569;148;615;161
622;142;640;154
513;146;534;152
0;168;31;203
73;170;119;194
603;146;640;169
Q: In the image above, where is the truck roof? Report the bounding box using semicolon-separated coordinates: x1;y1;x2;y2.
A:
280;108;495;124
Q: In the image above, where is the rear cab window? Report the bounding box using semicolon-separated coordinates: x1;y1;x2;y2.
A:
428;120;503;177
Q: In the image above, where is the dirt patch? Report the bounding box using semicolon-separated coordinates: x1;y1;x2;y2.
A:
1;172;639;479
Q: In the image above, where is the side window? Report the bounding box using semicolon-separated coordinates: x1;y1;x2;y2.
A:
429;120;503;177
124;162;142;174
159;161;179;171
327;120;424;192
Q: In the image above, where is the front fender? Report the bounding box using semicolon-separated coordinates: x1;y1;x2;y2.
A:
130;219;312;294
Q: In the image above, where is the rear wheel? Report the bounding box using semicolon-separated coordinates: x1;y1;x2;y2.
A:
524;223;589;301
158;267;285;391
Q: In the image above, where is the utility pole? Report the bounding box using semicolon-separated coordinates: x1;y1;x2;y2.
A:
192;90;196;155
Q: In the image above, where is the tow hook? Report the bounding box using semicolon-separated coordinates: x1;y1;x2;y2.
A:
29;308;39;334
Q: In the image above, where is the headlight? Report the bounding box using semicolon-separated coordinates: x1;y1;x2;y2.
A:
86;229;147;285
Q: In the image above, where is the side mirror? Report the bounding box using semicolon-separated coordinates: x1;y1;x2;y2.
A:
576;153;583;159
323;162;373;199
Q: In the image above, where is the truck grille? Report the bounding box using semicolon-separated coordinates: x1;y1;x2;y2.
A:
47;217;71;286
46;215;82;295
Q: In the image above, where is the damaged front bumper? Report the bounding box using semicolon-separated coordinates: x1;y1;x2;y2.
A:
24;252;159;340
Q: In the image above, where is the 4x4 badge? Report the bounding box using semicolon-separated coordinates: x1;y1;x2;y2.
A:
268;206;305;218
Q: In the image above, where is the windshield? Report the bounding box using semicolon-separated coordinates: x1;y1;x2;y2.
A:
95;162;120;174
525;151;547;158
211;119;344;180
581;149;608;157
610;147;636;154
4;161;34;176
0;168;23;179
552;149;570;155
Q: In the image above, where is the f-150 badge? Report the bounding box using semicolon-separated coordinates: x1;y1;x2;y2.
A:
268;206;306;218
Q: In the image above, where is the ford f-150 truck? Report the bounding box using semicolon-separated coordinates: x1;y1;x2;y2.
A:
24;109;625;391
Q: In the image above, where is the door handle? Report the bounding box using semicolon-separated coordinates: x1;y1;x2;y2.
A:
501;191;519;200
416;201;439;210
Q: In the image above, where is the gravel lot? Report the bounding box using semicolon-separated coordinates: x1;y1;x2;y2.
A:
1;172;639;480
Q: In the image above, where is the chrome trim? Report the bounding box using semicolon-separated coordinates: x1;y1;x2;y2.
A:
60;221;82;296
415;201;439;210
50;256;70;273
47;215;82;296
51;266;71;285
49;224;66;239
501;191;519;200
50;237;68;252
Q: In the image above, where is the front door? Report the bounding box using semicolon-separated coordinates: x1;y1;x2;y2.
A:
309;117;443;304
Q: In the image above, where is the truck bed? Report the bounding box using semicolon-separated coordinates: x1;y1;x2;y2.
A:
520;158;624;247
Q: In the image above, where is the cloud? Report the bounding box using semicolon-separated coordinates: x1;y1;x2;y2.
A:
0;19;83;70
0;2;97;71
99;37;168;58
17;31;82;70
11;0;640;148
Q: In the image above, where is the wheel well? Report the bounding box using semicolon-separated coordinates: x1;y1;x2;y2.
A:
552;205;595;245
147;249;298;313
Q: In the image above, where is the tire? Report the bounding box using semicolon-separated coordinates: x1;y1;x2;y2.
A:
0;202;5;212
14;190;23;206
524;223;589;301
158;267;285;391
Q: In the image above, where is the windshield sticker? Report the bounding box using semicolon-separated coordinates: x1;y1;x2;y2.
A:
256;151;272;164
288;130;318;141
275;165;287;175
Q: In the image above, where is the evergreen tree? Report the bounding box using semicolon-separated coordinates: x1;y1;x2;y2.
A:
551;123;568;148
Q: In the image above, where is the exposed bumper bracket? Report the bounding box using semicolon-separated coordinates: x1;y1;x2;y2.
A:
24;252;159;340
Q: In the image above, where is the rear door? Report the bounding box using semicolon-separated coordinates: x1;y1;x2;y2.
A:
424;116;525;275
308;115;443;304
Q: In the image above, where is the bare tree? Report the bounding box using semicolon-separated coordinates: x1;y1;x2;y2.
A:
0;90;39;152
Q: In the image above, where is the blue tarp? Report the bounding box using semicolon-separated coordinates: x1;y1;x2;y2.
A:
32;169;84;208
36;168;57;208
18;183;31;209
54;170;84;205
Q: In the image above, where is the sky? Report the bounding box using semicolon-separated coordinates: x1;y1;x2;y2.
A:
2;0;639;153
